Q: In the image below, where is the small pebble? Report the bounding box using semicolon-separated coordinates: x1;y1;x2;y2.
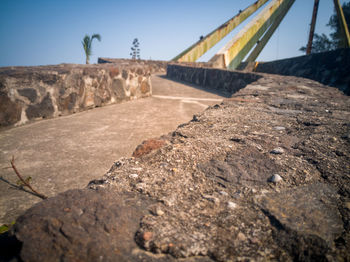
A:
220;191;228;196
192;115;199;122
227;201;237;209
268;174;282;183
230;137;242;143
136;183;146;191
270;147;284;154
142;232;153;241
345;202;350;210
236;232;247;242
156;208;165;216
250;237;260;244
129;174;138;179
202;194;220;204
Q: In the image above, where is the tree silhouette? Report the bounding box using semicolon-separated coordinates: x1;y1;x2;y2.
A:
300;1;349;53
130;38;140;60
82;34;101;64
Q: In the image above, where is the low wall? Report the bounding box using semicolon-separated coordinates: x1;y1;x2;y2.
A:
0;63;152;128
167;64;262;95
98;58;168;74
253;48;350;95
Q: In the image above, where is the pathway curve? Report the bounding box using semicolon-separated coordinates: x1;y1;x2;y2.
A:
0;74;224;224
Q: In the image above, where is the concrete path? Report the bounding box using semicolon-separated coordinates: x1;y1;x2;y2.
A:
0;74;224;224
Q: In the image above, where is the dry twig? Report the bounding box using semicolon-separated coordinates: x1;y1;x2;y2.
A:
10;156;48;200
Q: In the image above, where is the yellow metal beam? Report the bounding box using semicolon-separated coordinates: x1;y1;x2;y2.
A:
245;0;295;63
172;0;269;62
209;0;294;70
333;0;350;48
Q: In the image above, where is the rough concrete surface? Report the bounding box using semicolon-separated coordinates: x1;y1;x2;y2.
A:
0;74;224;225
3;71;350;261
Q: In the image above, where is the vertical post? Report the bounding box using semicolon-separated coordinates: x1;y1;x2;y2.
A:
306;0;320;55
333;0;350;48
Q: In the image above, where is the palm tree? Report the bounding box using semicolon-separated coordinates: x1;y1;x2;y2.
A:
82;34;101;64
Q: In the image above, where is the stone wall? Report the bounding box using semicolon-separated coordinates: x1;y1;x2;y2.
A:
253;48;350;95
167;64;262;95
0;63;152;128
98;58;168;74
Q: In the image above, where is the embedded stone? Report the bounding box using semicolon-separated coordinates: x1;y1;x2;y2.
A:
268;174;282;183
84;90;95;108
111;78;126;99
17;88;37;103
25;93;54;119
11;189;154;262
136;68;143;75
109;67;120;78
227;201;237;209
270;147;284;154
140;80;150;94
199;147;279;189
122;70;128;80
132;138;166;158
0;91;22;126
58;92;77;112
260;183;343;258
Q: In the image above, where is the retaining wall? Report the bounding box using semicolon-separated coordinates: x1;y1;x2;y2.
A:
0;63;152;128
254;48;350;95
167;64;262;95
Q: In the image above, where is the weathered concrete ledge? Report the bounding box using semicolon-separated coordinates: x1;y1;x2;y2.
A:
0;63;152;128
252;48;350;95
3;70;350;261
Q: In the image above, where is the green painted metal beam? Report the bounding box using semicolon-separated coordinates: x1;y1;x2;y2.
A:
210;0;295;70
171;0;269;62
245;0;295;63
333;0;350;48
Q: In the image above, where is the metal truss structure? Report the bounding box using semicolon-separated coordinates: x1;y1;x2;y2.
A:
172;0;350;70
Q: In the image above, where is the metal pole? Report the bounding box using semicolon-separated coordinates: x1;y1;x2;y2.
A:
306;0;320;55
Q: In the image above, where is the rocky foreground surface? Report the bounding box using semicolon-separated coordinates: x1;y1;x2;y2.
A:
1;73;350;261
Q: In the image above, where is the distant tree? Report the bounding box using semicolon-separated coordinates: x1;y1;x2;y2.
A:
328;1;350;48
82;34;101;64
299;33;335;53
130;38;140;60
300;1;349;54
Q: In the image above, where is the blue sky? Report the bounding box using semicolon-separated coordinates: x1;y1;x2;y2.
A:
0;0;347;67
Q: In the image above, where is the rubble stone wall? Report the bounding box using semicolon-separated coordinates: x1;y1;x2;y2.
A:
98;58;168;74
0;63;152;127
254;48;350;95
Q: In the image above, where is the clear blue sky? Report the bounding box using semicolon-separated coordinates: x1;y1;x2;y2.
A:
0;0;347;67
